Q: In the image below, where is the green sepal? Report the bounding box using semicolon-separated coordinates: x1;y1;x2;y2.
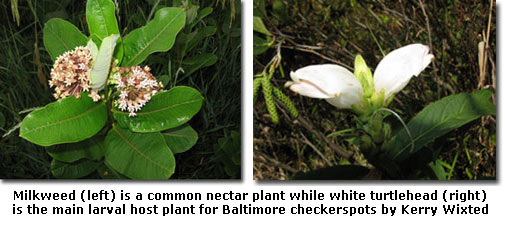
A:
353;54;374;98
371;89;386;109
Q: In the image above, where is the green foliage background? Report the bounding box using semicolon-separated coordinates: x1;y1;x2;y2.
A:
253;0;496;180
0;0;241;179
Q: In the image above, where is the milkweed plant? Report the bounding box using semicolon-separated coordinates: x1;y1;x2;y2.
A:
17;0;214;179
285;44;495;179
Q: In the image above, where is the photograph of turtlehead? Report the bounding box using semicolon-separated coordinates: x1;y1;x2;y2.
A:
0;0;241;179
253;1;495;180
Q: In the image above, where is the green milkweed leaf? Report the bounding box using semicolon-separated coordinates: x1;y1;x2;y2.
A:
96;162;128;179
43;18;88;61
105;126;175;179
51;159;101;179
113;86;203;133
86;0;120;39
122;7;185;66
20;95;107;146
86;39;99;60
163;124;198;154
47;136;105;163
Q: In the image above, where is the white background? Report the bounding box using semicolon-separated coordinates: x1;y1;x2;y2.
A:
1;0;503;225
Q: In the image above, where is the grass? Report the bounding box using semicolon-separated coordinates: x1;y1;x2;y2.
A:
0;0;241;179
253;0;496;180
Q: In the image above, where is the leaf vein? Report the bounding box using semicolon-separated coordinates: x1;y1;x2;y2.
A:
112;127;170;172
394;95;478;159
22;102;105;136
96;0;109;36
112;98;200;115
125;10;183;66
47;25;71;55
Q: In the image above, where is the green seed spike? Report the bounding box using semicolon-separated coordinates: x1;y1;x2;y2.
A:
272;86;298;118
253;78;262;105
261;78;279;124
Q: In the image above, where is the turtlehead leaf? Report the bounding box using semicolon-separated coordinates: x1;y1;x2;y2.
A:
90;34;120;91
427;159;447;180
43;18;88;61
382;90;496;161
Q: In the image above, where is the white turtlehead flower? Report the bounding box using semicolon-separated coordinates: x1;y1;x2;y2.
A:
373;43;434;99
287;64;363;109
286;43;434;109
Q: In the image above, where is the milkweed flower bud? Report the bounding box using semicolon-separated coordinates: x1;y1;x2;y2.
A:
112;65;160;117
48;46;101;102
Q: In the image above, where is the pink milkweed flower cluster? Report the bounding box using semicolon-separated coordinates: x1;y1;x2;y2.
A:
112;65;161;117
48;46;101;102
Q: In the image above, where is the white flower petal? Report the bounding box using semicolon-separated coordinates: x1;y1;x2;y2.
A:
288;64;362;105
373;43;434;98
325;83;363;109
289;81;330;98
